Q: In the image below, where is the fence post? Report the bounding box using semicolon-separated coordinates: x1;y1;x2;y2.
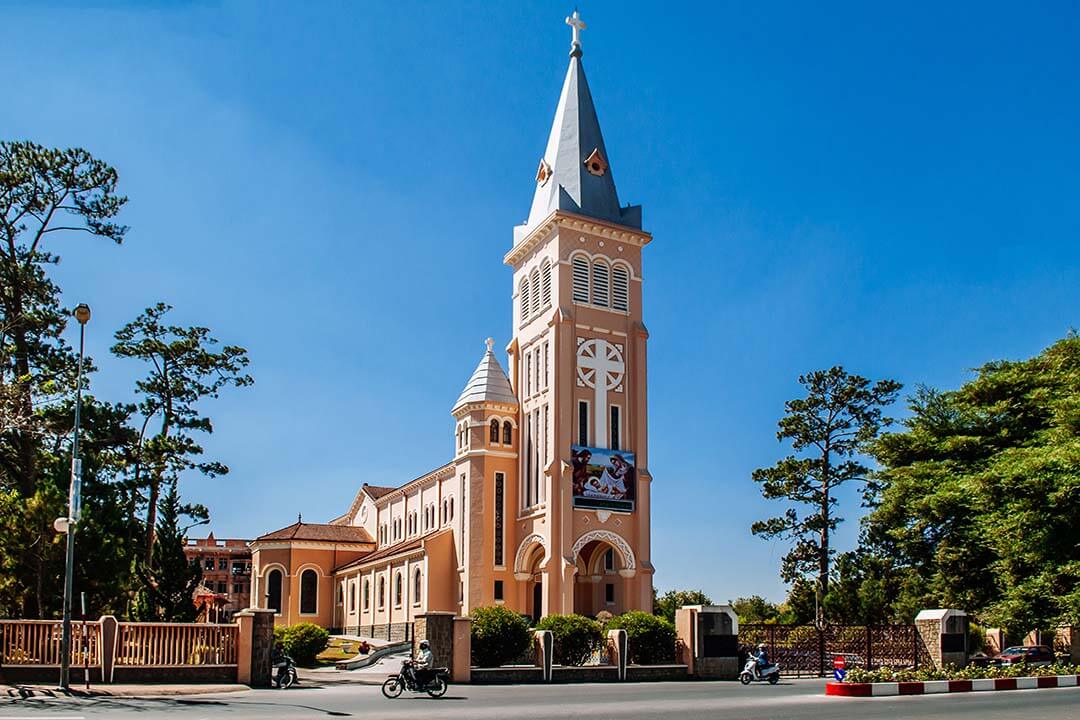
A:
608;629;627;681
817;626;825;677
235;608;276;687
99;616;118;684
535;629;553;682
451;616;471;684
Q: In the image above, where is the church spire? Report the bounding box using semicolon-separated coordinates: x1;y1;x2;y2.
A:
516;11;642;243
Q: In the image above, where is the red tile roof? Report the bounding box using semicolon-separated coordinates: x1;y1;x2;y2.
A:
254;522;374;544
333;529;451;572
363;484;397;500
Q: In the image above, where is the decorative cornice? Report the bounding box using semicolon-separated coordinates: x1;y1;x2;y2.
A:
373;462;456;506
505;211;651;267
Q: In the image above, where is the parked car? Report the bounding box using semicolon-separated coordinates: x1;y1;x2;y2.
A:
992;645;1055;667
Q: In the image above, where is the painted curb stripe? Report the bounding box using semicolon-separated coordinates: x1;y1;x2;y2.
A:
827;676;1080;698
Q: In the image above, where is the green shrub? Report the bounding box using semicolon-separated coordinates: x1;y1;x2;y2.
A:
537;614;603;666
275;622;329;666
843;662;1080;683
605;611;676;665
471;605;533;668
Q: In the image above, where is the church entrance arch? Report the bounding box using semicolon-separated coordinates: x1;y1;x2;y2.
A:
514;534;548;622
571;530;635;618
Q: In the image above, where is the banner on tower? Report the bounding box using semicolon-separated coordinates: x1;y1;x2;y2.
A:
571;446;636;512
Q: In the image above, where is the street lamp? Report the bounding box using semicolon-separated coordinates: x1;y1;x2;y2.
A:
59;303;90;690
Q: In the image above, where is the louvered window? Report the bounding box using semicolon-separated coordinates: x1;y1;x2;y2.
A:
612;265;629;312
572;255;590;303
541;260;552;306
519;278;530;323
592;260;610;307
530;269;541;315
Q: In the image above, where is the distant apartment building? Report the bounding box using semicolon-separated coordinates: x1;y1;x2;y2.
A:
183;532;253;621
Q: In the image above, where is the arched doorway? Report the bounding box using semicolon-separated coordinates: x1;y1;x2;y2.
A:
532;579;543;624
514;534;548;622
571;532;635;617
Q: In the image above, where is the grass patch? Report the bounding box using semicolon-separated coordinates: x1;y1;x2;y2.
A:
315;638;364;666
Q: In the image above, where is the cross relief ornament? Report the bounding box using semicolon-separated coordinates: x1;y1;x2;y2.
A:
577;338;624;449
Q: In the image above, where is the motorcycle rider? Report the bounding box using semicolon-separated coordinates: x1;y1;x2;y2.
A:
412;639;435;688
754;643;771;675
271;640;289;688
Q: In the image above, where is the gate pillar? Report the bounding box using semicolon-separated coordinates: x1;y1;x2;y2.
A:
915;609;968;668
675;605;739;679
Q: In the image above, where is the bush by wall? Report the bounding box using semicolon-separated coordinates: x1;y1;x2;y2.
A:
471;605;533;668
536;614;603;666
844;663;1080;684
605;611;676;665
274;622;329;666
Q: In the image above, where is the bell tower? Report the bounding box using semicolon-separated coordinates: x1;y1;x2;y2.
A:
504;10;653;619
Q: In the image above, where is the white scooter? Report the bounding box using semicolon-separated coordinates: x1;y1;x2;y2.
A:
739;657;781;685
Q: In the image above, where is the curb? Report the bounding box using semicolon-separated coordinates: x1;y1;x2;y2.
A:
827;674;1079;697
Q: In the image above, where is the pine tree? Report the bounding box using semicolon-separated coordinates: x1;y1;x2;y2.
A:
133;483;202;622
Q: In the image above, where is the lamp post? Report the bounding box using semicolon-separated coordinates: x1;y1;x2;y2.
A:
59;303;90;690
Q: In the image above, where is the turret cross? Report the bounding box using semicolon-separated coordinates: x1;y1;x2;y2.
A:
566;10;586;51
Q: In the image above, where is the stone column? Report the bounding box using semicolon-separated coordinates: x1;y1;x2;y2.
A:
535;629;553;682
451;616;472;683
414;612;455;669
236;608;276;687
608;628;627;681
915;609;967;668
675;605;739;679
99;615;118;684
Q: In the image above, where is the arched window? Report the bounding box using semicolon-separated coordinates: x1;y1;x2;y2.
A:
503;420;512;445
541;260;552;306
394;572;403;607
414;568;422;603
490;418;500;444
572;254;590;303
592;259;610;307
530;269;541;315
449;496;455;521
612;264;629;312
442;499;448;524
378;577;386;609
363;579;370;610
266;569;282;613
300;569;318;614
519;277;530;322
349;582;356;612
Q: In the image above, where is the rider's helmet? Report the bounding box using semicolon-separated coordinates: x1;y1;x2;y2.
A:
757;643;767;651
419;640;430;650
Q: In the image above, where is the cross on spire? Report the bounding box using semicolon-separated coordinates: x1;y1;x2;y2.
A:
566;10;586;57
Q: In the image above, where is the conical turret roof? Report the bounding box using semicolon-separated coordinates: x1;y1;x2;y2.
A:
516;21;641;242
453;339;518;413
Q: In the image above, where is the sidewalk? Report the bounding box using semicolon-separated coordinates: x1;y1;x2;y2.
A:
1;683;248;699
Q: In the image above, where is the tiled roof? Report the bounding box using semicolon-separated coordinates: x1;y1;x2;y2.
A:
363;484;397;500
333;529;451;573
254;522;374;544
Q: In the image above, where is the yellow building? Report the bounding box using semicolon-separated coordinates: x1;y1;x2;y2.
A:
251;12;655;632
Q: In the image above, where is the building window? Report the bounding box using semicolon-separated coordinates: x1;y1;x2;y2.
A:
205;558;215;571
414;569;422;604
490;418;499;444
592;260;610;307
525;353;532;395
541;260;552;306
494;580;504;602
218;558;228;570
363;579;370;610
494;473;505;566
530;269;541;315
543;404;549;468
503;421;512;445
612;265;629;312
543;341;549;389
449;496;454;521
610;405;621;451
234;583;243;595
267;569;282;614
349;583;356;612
533;408;542;503
217;581;227;594
572;255;590;303
442;499;447;524
605;548;615;572
606;583;615;604
578;400;589;446
519;277;530;324
300;569;318;614
378;577;386;609
534;348;541;392
525;413;534;506
394;572;403;607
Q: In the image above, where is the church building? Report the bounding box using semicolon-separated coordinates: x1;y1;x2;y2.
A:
250;12;656;632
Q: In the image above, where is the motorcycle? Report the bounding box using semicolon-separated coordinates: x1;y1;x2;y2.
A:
739;657;780;685
382;659;450;698
273;654;298;689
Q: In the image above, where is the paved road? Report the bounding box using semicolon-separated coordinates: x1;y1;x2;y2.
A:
1;678;1079;719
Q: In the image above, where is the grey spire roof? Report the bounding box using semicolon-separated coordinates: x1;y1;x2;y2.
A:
516;49;641;242
453;339;518;413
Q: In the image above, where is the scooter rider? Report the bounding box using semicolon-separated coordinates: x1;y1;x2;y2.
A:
271;641;289;688
413;640;435;688
755;643;771;674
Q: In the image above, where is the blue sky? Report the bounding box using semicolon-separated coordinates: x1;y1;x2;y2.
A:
3;1;1077;602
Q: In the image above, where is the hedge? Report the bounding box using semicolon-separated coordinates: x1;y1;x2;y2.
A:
604;611;676;665
273;622;329;666
844;663;1080;683
536;614;603;666
470;605;533;668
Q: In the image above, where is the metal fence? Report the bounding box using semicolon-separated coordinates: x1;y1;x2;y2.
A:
739;623;932;677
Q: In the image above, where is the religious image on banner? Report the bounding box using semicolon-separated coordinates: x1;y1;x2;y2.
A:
571;445;636;512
